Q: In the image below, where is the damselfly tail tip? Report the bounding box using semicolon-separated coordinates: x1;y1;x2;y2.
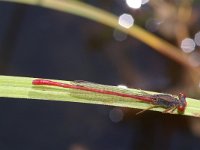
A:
32;79;63;87
32;79;44;85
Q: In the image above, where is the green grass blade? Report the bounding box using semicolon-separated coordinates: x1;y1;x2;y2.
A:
0;75;200;117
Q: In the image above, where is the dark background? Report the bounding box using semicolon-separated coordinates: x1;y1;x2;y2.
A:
0;1;200;150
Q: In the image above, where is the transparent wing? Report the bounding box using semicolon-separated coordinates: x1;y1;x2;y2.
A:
72;80;178;103
72;80;154;98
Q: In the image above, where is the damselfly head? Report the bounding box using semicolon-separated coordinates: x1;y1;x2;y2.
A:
178;93;186;99
177;93;187;112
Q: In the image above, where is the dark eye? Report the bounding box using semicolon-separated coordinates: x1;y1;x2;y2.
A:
179;93;186;99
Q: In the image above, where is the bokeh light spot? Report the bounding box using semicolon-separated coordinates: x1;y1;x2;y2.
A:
118;13;134;28
194;31;200;46
126;0;142;9
188;52;200;67
113;29;127;41
142;0;149;4
109;108;124;123
180;38;195;53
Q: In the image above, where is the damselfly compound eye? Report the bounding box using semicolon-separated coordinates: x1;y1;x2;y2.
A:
178;105;185;112
179;93;186;99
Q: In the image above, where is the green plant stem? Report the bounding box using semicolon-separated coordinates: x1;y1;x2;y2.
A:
0;75;200;117
0;0;198;74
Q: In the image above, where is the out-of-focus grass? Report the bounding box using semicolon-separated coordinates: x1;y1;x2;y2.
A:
0;0;198;74
0;75;200;117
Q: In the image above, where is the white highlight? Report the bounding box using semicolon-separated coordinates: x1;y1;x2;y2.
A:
117;84;128;89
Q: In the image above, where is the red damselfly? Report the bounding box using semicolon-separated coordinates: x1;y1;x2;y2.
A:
32;79;187;114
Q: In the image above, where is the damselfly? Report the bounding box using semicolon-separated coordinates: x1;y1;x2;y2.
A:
32;79;187;114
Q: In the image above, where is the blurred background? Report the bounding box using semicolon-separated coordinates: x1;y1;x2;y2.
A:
0;0;200;149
